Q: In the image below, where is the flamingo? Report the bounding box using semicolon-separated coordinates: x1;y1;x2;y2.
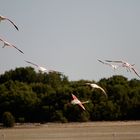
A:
86;83;107;97
105;60;140;78
25;60;60;73
98;59;119;71
71;94;89;110
0;15;19;31
0;38;24;54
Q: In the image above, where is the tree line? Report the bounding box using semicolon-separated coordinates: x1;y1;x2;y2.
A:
0;67;140;123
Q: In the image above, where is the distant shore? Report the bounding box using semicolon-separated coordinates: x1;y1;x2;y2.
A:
1;121;140;140
1;120;140;129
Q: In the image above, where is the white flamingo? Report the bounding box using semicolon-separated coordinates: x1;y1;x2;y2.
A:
0;38;24;54
105;60;140;78
71;94;89;110
86;83;107;97
98;59;119;71
0;15;19;31
25;60;60;73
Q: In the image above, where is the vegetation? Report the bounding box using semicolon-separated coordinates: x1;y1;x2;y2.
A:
0;67;140;123
2;111;15;127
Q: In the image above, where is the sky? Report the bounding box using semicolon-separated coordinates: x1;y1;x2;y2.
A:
0;0;140;81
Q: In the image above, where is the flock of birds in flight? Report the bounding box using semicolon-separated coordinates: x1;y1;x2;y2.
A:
1;15;140;111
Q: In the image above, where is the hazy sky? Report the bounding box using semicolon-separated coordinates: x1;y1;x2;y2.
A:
1;0;140;81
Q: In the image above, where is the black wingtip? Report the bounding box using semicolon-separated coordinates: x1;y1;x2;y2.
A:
98;59;102;62
15;25;19;31
21;50;24;54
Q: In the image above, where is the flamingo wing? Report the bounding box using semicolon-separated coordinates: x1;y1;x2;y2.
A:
98;59;108;65
6;18;19;31
81;101;89;104
131;68;140;78
91;84;108;97
98;59;105;64
39;66;47;72
12;45;24;54
98;59;114;67
78;102;86;110
25;60;39;67
98;59;120;70
98;86;105;92
105;60;123;63
98;86;108;97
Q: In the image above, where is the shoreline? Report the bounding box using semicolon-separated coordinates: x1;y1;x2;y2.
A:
1;120;140;129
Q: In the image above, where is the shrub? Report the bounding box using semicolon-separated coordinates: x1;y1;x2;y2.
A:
2;112;15;127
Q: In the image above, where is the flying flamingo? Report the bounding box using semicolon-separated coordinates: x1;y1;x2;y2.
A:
25;60;60;73
0;38;24;54
71;94;89;110
0;15;19;31
86;83;107;97
98;59;119;71
105;60;140;78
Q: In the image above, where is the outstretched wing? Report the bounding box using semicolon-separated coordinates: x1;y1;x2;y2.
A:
12;45;24;54
6;18;19;31
91;83;108;98
81;101;89;104
131;68;140;78
78;103;86;110
98;59;113;67
25;60;39;67
105;60;123;63
98;59;107;64
98;86;108;97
